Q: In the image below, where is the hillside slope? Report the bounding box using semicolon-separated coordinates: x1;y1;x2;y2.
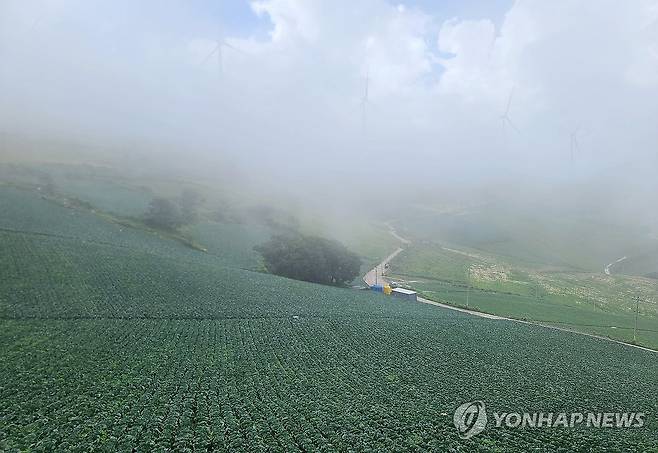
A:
1;187;657;451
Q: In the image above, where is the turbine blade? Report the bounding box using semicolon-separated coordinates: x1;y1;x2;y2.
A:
201;44;220;65
223;41;247;55
505;117;520;134
504;89;514;115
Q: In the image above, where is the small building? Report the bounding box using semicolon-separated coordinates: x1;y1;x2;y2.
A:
371;284;384;293
391;287;417;302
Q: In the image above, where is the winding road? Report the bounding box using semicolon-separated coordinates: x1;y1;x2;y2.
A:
363;224;506;320
362;222;657;353
363;247;403;287
604;256;627;275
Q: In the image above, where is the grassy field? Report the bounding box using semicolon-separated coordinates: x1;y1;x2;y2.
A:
1;184;658;450
389;241;658;349
394;201;658;274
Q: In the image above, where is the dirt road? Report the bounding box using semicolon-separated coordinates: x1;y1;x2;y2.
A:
604;256;627;275
363;247;403;287
384;221;411;245
362;223;410;287
417;295;656;353
416;296;507;320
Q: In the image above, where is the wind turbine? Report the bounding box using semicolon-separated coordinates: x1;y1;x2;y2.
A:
360;69;372;132
570;127;581;162
201;25;244;76
500;89;520;137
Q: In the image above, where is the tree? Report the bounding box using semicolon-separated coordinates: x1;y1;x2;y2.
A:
144;197;184;231
254;233;361;286
179;189;204;224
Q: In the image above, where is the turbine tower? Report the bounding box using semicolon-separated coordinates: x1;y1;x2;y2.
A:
360;69;371;132
500;89;520;136
570;127;581;163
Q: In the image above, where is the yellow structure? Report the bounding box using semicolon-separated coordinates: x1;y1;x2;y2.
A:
383;285;392;295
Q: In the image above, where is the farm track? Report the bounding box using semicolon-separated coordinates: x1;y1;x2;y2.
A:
604;255;628;275
0;314;449;322
0;226;132;248
415;295;658;353
362;247;403;287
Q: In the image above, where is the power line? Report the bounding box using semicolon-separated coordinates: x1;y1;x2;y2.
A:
634;295;640;343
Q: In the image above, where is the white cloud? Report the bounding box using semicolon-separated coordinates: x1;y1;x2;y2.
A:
251;0;320;43
2;0;658;188
436;18;498;100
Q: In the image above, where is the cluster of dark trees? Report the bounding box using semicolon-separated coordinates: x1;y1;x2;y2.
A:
144;192;361;286
144;189;302;233
143;188;204;231
254;234;361;286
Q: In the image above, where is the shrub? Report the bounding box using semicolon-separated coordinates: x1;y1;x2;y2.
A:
144;197;184;231
255;233;361;286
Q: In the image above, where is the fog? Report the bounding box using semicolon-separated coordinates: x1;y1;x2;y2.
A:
1;0;658;219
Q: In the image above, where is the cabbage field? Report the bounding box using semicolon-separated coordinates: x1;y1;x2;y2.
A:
186;221;272;270
1;186;657;451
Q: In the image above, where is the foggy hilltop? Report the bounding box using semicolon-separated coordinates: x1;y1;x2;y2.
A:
2;1;657;190
1;0;658;278
2;2;658;451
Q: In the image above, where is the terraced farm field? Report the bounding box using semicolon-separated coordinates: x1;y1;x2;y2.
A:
1;187;658;451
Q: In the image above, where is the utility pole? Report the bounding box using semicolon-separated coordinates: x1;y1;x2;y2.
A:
633;295;640;343
466;281;470;308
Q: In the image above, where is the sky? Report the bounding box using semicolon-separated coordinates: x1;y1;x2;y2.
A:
1;0;658;199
